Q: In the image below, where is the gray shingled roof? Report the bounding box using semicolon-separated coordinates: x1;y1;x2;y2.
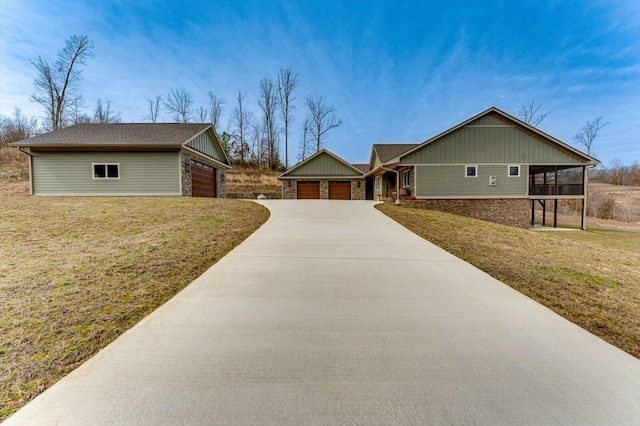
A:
11;123;211;147
373;144;418;163
351;163;370;173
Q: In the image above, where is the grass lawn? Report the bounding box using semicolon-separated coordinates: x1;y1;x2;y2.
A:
377;204;640;359
0;197;269;419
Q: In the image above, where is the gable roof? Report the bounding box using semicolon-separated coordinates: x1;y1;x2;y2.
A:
279;149;365;179
373;144;418;163
10;123;212;147
351;163;370;173
388;107;599;165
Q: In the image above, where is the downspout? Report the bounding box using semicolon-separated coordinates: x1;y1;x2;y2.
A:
381;165;400;205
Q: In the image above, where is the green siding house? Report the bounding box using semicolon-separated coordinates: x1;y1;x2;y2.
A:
278;149;366;199
365;107;599;229
11;123;231;197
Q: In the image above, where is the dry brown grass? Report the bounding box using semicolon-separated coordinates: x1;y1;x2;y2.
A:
377;204;640;359
0;197;269;419
0;148;29;197
226;167;282;197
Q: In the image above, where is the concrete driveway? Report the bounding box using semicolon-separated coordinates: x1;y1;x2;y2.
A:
7;200;640;425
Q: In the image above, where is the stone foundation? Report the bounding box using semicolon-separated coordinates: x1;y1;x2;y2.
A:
400;198;531;228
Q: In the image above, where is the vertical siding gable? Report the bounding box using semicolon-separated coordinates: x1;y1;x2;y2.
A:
288;152;362;177
32;151;180;195
186;131;225;164
401;113;584;165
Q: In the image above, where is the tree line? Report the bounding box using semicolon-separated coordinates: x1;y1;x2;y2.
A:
3;34;344;170
2;35;634;174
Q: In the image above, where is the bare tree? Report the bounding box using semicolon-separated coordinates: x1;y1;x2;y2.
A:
0;108;39;146
208;92;225;131
276;66;298;169
145;95;163;123
229;91;253;164
30;35;95;130
163;88;194;123
573;117;609;156
69;96;90;125
305;95;343;152
298;115;312;162
518;99;549;127
196;106;208;123
93;99;122;123
258;78;280;169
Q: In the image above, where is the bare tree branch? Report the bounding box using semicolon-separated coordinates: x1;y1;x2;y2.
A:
163;88;194;123
518;99;549;127
305;95;343;152
0;108;40;145
144;95;163;123
29;35;95;130
573;117;609;157
229;91;253;164
208;92;225;132
93;99;121;123
258;78;280;169
277;66;298;168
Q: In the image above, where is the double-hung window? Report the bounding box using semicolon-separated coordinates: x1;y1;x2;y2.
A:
374;175;380;191
402;169;411;187
93;163;120;179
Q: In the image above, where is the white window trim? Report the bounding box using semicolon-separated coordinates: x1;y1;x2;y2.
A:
465;165;478;178
374;175;380;191
92;162;121;180
402;169;410;187
508;165;521;177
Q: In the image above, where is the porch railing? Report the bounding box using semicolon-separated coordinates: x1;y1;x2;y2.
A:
529;184;584;196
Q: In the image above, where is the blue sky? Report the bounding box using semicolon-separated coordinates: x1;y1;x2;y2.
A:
1;0;639;166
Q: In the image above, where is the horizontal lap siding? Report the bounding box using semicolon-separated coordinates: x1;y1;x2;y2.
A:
415;164;528;197
32;151;180;195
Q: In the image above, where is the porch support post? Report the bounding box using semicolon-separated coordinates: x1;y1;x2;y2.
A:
531;199;535;226
554;199;558;228
542;200;546;226
582;165;588;230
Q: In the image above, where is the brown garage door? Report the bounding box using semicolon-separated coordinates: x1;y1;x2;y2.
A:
191;161;216;198
329;181;351;200
297;181;320;199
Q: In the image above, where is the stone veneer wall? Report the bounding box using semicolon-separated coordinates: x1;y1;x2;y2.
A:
180;150;227;198
400;198;531;228
281;179;366;200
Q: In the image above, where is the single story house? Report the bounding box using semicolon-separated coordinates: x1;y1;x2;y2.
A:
11;123;231;197
365;107;599;229
278;149;366;199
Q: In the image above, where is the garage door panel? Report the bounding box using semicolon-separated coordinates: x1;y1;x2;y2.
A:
192;161;216;198
329;181;351;200
297;181;320;199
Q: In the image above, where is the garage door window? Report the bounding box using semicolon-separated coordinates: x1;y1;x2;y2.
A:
93;163;120;179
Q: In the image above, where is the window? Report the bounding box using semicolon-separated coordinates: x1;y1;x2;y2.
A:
465;165;478;177
402;169;411;187
508;165;520;177
374;175;380;191
93;163;120;179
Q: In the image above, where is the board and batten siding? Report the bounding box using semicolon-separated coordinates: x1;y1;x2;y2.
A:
415;164;528;198
186;131;224;163
401;114;583;165
287;152;361;177
31;151;180;195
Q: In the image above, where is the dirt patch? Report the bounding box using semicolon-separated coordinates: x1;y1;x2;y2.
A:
226;166;282;198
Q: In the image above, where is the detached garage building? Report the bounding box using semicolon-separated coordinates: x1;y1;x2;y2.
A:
11;123;231;197
279;149;366;200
